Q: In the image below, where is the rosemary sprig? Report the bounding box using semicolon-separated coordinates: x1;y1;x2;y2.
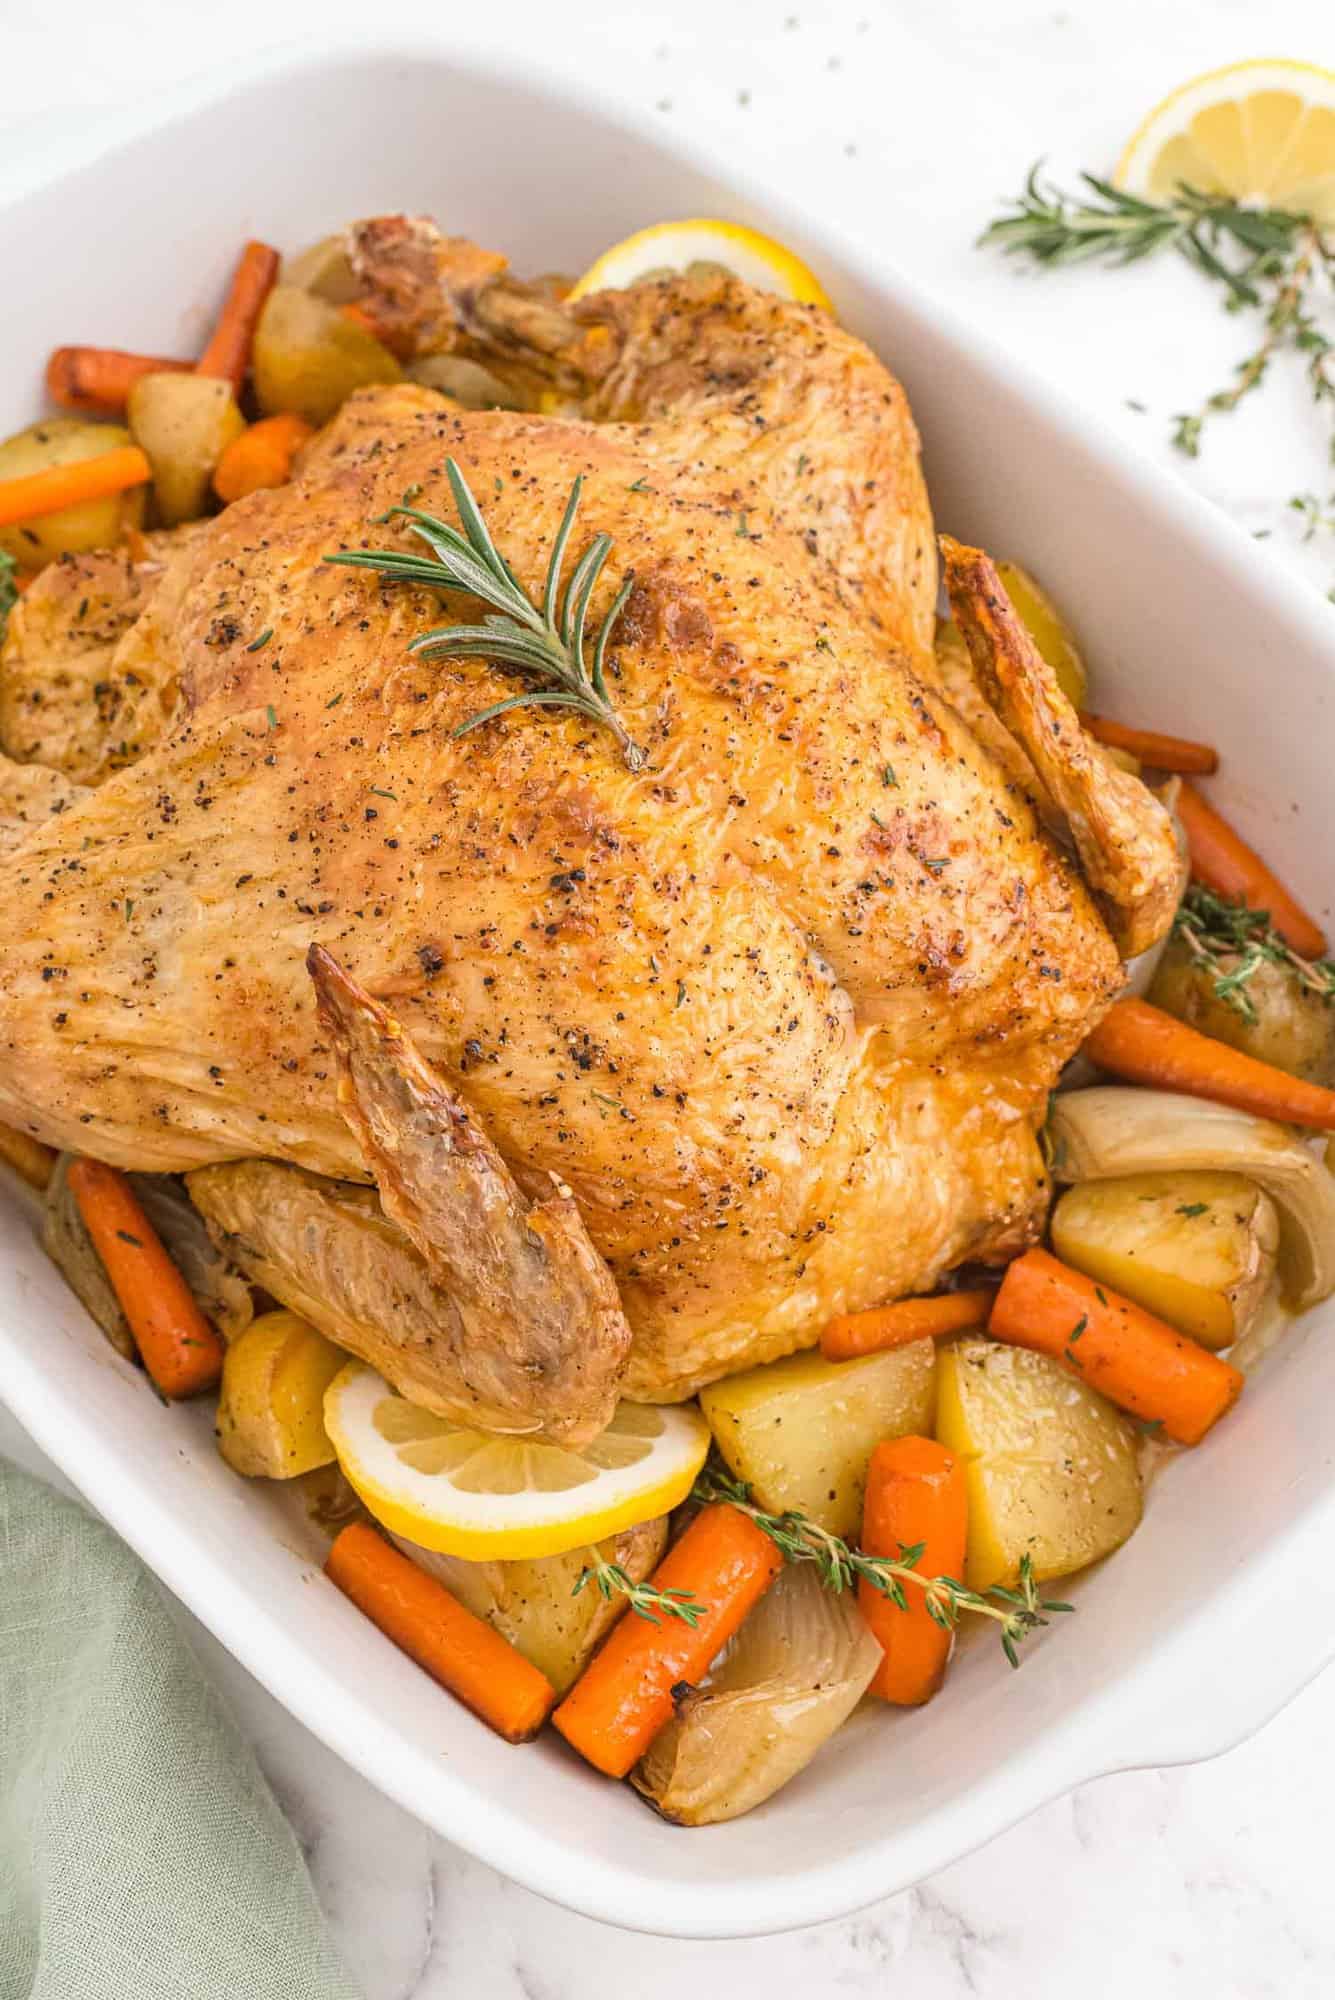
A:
693;1466;1070;1667
324;458;643;770
1172;882;1335;1023
981;166;1335;462
572;1556;707;1628
0;550;17;639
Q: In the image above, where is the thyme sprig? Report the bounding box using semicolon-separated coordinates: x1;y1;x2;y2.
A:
981;166;1335;462
572;1556;706;1628
693;1466;1071;1667
324;458;643;770
1173;882;1335;1023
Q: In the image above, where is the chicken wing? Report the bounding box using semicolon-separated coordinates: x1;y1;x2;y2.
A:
940;536;1185;959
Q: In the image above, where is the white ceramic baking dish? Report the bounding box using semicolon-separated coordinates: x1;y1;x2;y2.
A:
2;38;1334;1942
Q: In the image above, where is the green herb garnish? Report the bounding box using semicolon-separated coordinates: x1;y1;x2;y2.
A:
572;1557;706;1628
1172;882;1335;1023
981;167;1334;466
693;1466;1071;1667
324;458;642;770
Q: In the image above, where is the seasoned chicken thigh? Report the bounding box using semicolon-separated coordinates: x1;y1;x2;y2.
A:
0;217;1181;1425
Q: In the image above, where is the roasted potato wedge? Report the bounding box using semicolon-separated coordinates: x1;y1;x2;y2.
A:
393;1517;669;1694
1051;1169;1278;1350
127;373;245;526
936;1337;1142;1591
282;233;360;303
216;1309;345;1479
0;419;146;570
994;558;1088;710
700;1340;936;1538
252;284;401;426
1150;936;1335;1085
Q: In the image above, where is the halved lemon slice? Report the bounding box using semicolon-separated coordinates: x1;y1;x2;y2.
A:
1115;59;1335;223
568;218;833;309
323;1363;711;1560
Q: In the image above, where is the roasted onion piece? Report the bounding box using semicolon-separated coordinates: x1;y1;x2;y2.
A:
1047;1087;1335;1312
631;1563;880;1826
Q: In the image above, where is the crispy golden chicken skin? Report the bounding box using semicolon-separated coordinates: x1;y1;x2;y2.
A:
0;221;1176;1409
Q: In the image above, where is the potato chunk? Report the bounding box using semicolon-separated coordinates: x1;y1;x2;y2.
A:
700;1340;936;1538
1151;936;1335;1085
128;373;245;526
1051;1170;1278;1349
217;1309;345;1479
252;284;401;426
935;1337;1142;1591
994;558;1088;710
0;419;146;570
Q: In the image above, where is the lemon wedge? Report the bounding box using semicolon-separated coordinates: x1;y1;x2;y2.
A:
568;218;833;309
1115;59;1335;223
322;1363;711;1559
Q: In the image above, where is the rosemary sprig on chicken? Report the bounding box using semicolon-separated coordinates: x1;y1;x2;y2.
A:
693;1466;1072;1666
324;456;642;769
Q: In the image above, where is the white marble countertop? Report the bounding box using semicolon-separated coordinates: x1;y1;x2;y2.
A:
4;0;1335;1991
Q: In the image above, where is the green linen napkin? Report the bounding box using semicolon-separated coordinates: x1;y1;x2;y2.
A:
0;1457;360;2000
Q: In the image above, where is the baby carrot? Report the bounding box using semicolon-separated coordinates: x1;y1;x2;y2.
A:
553;1503;783;1778
822;1289;993;1362
1177;780;1325;958
214;413;315;503
46;346;192;416
989;1247;1243;1445
0;446;151;529
1080;715;1218;775
196;239;281;394
1085;996;1335;1130
325;1522;555;1742
0;1120;55;1189
859;1436;967;1706
66;1156;224;1397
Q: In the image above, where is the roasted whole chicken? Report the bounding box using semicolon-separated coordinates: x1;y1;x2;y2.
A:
0;216;1182;1441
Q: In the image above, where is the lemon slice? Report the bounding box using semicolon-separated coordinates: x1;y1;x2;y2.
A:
1115;59;1335;223
568;218;833;309
323;1363;711;1559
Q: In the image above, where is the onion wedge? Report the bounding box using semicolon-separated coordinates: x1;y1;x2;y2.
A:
1046;1088;1335;1311
631;1564;881;1826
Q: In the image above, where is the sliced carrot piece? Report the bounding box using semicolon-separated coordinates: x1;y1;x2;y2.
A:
1081;715;1218;774
0;447;151;529
822;1289;993;1361
553;1503;782;1778
46;347;192;416
859;1436;967;1705
66;1157;224;1397
1085;996;1335;1130
325;1521;556;1742
196;240;281;394
989;1247;1243;1445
